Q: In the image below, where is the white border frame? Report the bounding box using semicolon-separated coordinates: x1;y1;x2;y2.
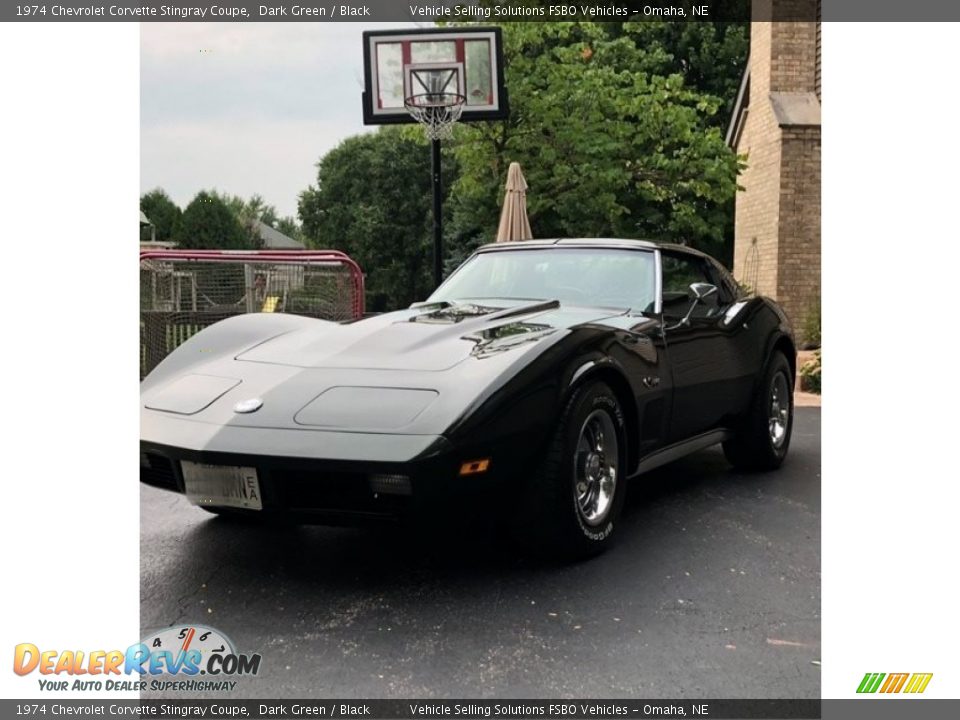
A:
368;30;501;118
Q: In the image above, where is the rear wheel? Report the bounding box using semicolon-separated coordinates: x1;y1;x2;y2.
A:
520;381;627;559
723;351;793;471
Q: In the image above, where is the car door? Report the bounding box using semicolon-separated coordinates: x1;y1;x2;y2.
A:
660;249;751;442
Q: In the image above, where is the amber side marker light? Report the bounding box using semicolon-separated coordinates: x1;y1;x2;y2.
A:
459;458;491;476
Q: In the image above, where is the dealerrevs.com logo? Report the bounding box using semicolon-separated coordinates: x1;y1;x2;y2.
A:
857;672;933;694
13;625;261;692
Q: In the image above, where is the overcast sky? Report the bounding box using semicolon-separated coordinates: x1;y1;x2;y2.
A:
141;22;419;219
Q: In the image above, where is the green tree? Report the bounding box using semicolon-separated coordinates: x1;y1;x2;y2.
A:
476;3;748;116
274;216;304;243
219;193;280;247
139;188;181;244
175;190;250;250
446;21;743;265
298;127;457;311
216;194;304;246
607;11;748;120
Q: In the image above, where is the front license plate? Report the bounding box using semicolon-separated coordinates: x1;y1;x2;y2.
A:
181;462;263;511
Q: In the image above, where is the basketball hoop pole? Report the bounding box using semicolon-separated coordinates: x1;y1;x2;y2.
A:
404;91;464;290
362;28;509;288
431;139;443;289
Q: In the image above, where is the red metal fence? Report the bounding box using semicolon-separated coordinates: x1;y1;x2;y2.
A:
140;249;364;378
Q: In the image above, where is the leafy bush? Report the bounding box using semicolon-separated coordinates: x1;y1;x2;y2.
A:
802;300;821;349
800;350;821;395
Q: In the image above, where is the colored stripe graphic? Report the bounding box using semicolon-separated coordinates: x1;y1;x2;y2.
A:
857;672;933;694
903;673;933;694
880;673;909;693
857;673;885;693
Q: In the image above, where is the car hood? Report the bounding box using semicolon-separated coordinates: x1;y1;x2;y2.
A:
234;300;623;372
141;300;625;440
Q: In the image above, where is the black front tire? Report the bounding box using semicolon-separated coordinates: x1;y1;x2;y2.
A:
519;381;628;560
723;351;794;471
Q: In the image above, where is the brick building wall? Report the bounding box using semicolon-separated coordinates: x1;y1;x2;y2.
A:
731;0;821;342
770;13;818;93
776;128;821;320
732;78;781;300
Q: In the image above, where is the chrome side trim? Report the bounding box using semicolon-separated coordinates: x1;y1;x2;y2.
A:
653;248;663;315
631;429;733;477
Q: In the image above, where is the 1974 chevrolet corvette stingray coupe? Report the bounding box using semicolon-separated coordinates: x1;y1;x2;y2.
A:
141;239;795;557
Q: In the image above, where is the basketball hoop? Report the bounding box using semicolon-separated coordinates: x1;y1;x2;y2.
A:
362;28;509;290
404;92;466;141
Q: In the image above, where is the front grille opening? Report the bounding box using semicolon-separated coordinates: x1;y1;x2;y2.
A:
369;473;412;496
275;469;410;514
140;452;178;491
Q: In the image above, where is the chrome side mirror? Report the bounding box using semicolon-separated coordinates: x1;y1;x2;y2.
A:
690;282;719;302
666;282;718;330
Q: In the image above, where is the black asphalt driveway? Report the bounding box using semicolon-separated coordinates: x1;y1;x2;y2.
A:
140;408;820;699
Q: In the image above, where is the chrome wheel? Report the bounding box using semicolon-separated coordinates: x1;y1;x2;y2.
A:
769;372;790;449
574;409;619;527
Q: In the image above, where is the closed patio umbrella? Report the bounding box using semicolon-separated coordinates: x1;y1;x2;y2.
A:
495;162;533;242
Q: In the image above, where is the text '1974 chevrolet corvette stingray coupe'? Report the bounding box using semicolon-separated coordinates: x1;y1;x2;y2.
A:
141;239;795;558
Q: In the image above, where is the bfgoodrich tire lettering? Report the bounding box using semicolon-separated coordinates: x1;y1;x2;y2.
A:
521;381;627;559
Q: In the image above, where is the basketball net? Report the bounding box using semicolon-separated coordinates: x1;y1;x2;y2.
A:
404;92;466;142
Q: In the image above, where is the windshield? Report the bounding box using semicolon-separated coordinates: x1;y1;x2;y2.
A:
428;248;657;311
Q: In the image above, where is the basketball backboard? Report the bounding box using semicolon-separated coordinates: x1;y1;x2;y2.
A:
361;26;508;125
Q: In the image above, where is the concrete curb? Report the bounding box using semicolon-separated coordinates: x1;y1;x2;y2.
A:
795;391;821;408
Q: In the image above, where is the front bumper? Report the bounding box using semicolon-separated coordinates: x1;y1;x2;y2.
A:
139;423;514;523
141;412;458;520
140;443;449;521
141;410;540;521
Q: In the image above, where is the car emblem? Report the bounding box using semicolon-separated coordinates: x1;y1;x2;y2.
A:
233;398;263;414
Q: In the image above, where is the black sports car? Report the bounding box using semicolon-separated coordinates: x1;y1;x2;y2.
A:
140;239;795;557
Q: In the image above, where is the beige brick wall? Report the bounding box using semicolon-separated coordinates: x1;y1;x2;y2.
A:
776;128;821;329
733;1;821;341
733;22;781;300
815;1;822;100
770;16;818;93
